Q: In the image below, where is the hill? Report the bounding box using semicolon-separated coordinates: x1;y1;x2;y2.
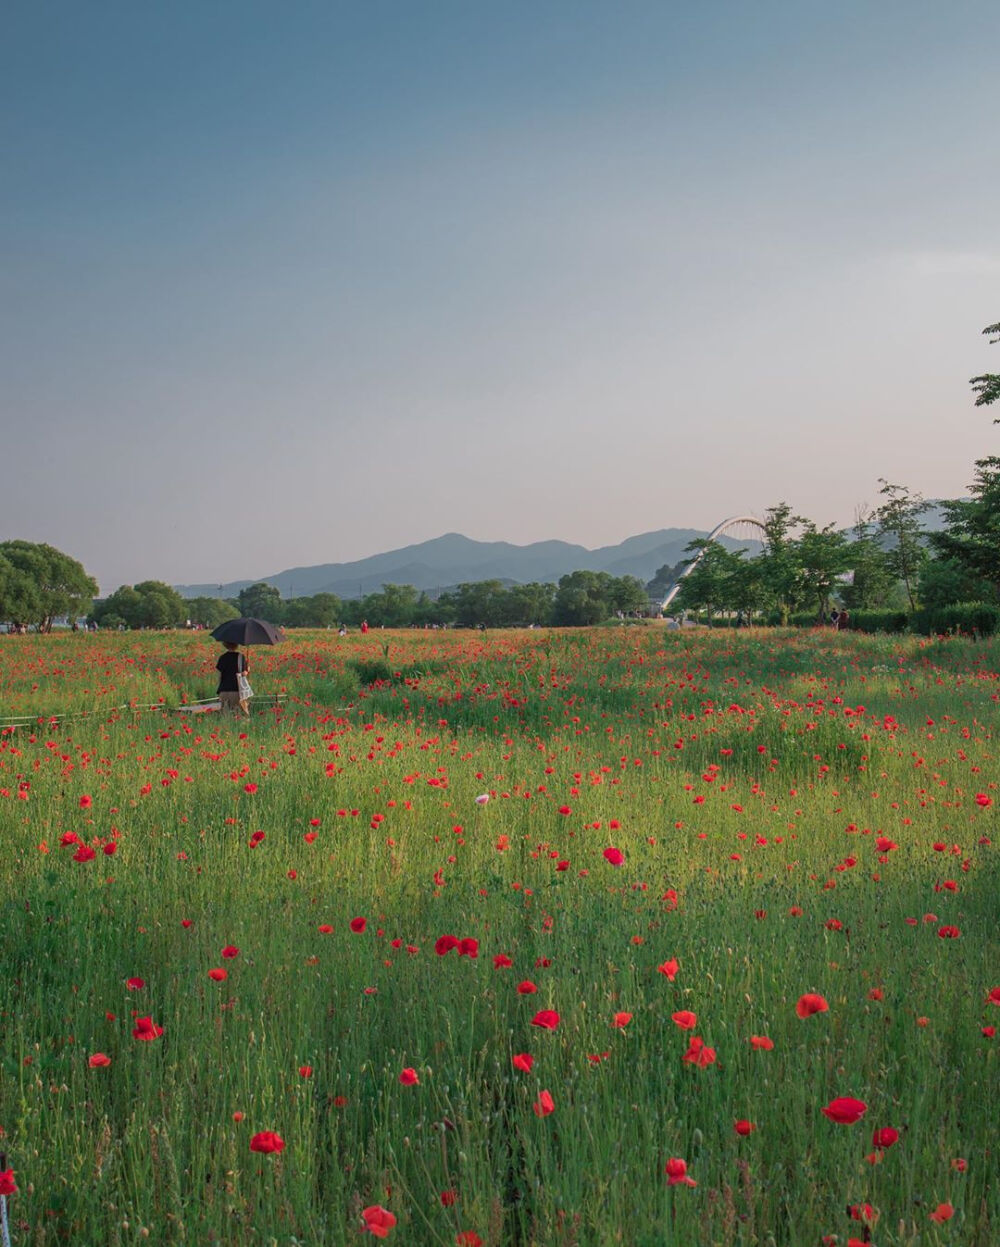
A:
175;529;760;600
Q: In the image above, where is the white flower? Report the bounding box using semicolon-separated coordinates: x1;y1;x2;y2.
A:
474;794;490;806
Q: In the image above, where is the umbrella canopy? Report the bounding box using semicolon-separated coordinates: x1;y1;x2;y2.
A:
211;617;286;646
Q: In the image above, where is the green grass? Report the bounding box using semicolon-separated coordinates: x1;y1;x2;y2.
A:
0;627;997;1245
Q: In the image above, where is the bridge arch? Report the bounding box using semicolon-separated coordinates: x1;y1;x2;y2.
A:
661;515;767;611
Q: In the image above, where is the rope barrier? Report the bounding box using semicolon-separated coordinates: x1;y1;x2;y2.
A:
1;694;288;731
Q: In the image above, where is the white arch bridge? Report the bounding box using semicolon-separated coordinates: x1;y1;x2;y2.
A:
660;515;768;611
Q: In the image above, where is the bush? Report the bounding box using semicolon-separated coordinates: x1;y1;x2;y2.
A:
848;610;909;633
911;601;1000;637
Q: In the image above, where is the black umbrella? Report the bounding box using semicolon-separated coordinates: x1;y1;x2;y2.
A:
211;617;286;646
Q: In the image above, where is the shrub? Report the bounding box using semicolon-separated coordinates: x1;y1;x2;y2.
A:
911;601;1000;637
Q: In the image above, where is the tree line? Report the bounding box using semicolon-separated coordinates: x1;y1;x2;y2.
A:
3;321;997;634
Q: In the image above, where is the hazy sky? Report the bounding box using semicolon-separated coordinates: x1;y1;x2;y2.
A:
3;1;998;593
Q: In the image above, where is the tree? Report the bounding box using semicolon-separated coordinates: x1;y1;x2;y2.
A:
646;559;687;603
0;540;98;630
505;582;556;626
672;540;742;623
95;581;187;629
792;523;851;622
237;582;284;622
875;481;929;611
606;575;649;616
447;580;510;628
755;503;801;623
552;571;615;626
930;457;1000;599
918;555;996;611
841;509;895;610
970;321;1000;415
186;596;240;629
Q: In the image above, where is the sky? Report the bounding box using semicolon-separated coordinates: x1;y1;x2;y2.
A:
2;1;998;594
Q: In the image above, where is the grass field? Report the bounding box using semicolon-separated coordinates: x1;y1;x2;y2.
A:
0;626;997;1245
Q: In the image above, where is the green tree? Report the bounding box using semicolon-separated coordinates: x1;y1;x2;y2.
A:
132;581;187;628
283;593;342;628
95;586;144;629
755;503;801;623
505;582;556;626
361;583;420;628
918;555;996;610
841;510;895;610
552;571;616;626
930;457;1000;600
646;559;687;603
448;580;509;628
875;481;929;611
970;321;1000;414
186;596;240;629
0;540;98;630
237;582;285;622
607;575;650;616
672;541;743;623
792;523;851;622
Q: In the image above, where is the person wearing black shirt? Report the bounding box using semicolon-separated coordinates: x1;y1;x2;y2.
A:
216;642;250;717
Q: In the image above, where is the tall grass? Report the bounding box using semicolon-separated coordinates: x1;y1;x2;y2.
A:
0;628;997;1244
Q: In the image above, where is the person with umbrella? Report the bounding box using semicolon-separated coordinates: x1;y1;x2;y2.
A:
210;618;286;716
215;641;250;717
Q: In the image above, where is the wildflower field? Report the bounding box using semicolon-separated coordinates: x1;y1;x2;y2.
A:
0;626;997;1246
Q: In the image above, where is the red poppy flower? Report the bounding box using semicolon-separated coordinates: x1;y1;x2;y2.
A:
73;844;96;862
126;977;145;991
399;1067;419;1085
318;924;333;934
612;1012;632;1028
249;1131;285;1154
937;925;961;939
929;1203;954;1223
221;945;240;959
531;1010;560;1030
603;846;624;866
79;794;92;809
89;1052;112;1068
672;1010;697;1030
435;935;459;956
664;1157;696;1187
512;1053;533;1072
796;993;829;1018
821;1096;867;1124
362;1205;396;1237
456;1233;482;1247
749;1035;774;1050
458;938;479;958
0;1170;16;1197
208;968;227;982
872;1126;899;1148
493;954;513;969
132;1016;163;1041
440;1189;458;1206
682;1035;716;1067
734;1119;755;1136
350;917;367;933
517;981;538;995
658;958;679;981
298;1065;313;1078
975;793;992;807
533;1089;555;1117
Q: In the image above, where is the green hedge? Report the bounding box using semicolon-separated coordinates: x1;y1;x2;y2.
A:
910;602;1000;637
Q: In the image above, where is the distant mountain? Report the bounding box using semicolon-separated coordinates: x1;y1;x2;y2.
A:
175;529;761;601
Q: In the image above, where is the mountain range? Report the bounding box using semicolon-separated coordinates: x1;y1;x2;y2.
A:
175;529;761;601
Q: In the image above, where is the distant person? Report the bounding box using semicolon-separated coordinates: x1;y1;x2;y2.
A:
216;641;250;717
338;623;347;636
837;608;850;632
360;619;369;635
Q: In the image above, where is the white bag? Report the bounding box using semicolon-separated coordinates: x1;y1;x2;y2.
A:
237;673;254;700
